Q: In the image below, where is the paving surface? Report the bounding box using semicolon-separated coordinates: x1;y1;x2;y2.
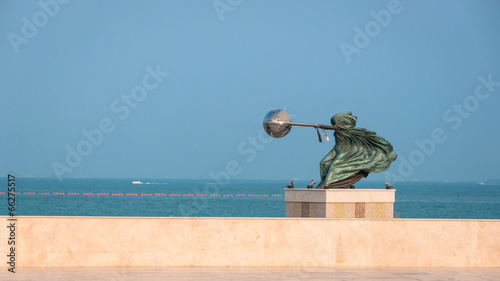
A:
2;267;500;280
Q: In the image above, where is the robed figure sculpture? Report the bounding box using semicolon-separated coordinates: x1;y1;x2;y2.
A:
263;110;397;189
316;112;397;189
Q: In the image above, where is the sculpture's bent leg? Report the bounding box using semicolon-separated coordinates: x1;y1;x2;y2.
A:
319;149;336;185
326;171;369;189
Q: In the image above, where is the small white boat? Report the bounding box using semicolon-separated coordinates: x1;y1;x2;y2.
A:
478;181;486;185
132;180;143;184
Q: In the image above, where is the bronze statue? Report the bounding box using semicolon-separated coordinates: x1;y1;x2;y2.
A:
263;110;397;189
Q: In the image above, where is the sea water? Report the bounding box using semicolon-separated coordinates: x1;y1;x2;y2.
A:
3;178;500;219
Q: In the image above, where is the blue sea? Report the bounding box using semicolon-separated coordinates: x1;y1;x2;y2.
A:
3;178;500;219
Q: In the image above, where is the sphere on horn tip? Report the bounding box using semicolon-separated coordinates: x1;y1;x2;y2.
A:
263;109;292;138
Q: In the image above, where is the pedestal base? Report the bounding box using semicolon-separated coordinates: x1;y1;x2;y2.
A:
285;189;395;218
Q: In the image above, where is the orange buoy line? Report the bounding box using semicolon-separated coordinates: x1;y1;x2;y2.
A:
5;192;283;197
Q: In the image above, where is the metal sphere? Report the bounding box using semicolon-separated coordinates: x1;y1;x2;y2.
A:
263;109;292;138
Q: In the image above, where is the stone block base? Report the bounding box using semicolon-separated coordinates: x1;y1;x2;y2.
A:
285;189;395;218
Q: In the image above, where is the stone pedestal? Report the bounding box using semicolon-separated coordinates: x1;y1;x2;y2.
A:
285;189;395;218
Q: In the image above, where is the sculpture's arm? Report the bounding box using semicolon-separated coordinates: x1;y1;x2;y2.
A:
316;124;342;131
289;123;342;131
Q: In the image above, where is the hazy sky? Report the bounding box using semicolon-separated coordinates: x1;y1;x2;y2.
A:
1;0;499;182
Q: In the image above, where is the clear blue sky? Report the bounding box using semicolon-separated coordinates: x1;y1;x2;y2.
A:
1;0;499;182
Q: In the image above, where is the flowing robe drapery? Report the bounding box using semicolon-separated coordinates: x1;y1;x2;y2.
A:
319;112;397;186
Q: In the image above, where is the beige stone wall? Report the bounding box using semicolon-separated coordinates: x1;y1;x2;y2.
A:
1;216;499;267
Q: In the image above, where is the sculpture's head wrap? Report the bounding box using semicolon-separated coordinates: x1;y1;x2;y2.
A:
330;112;357;129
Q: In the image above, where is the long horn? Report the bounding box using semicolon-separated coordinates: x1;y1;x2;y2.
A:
290;122;339;130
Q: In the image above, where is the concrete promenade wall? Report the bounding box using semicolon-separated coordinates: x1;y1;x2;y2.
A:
2;216;499;267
